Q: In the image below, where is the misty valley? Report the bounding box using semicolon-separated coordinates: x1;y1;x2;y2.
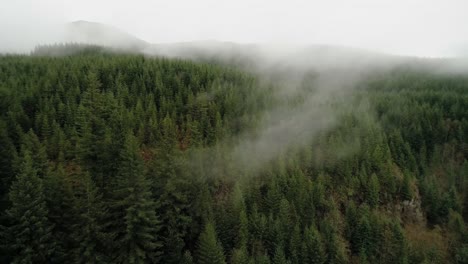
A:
0;43;467;264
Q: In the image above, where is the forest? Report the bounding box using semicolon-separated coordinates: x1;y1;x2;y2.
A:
0;45;467;264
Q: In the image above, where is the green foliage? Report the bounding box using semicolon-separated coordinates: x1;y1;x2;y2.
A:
2;151;57;263
301;226;326;264
367;173;380;208
108;132;162;263
272;244;289;264
401;172;413;201
181;250;194;264
73;173;110;263
0;47;467;262
196;222;226;264
231;246;250;264
389;221;409;264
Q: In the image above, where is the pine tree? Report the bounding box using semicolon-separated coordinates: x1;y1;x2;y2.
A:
0;122;16;212
196;222;226;264
158;175;194;264
345;202;358;250
368;173;380;208
238;209;249;248
20;129;48;178
161;226;186;264
109;132;162;263
43;164;76;261
322;220;347;264
401;172;413;201
73;173;110;263
272;244;289;264
2;151;57;263
302;226;325;264
289;224;302;264
354;212;371;256
389;221;408;264
255;254;271;264
231;246;250;264
249;204;268;257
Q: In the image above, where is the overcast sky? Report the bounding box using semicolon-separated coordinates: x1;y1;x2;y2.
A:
1;0;467;57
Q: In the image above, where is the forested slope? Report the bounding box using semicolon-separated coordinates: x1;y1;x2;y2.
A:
0;47;466;263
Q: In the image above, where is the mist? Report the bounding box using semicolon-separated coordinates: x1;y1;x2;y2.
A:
2;0;468;57
160;42;463;178
2;0;468;177
179;47;402;177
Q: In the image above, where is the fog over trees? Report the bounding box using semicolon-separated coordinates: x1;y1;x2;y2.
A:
0;1;467;262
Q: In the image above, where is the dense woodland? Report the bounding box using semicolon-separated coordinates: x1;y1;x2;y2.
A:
0;45;467;263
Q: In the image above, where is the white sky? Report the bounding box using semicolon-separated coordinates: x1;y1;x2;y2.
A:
1;0;467;57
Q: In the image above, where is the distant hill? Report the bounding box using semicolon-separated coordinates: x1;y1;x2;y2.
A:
63;21;397;69
65;20;149;50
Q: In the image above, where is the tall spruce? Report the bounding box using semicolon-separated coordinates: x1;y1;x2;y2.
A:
108;132;162;263
73;173;110;263
196;222;226;264
2;151;57;263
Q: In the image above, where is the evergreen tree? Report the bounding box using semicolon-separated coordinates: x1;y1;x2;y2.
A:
2;151;57;263
368;173;380;208
389;221;408;264
20;129;48;178
0;122;16;212
302;226;326;264
289;224;302;264
322;220;347;264
255;254;271;264
354;212;371;256
43;164;76;262
272;244;289;264
0;44;466;264
108;132;162;263
196;222;226;264
238;209;249;248
73;173;110;263
401;172;413;201
231;246;250;264
159;175;194;264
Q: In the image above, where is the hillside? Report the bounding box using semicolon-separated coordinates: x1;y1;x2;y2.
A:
0;45;467;263
65;20;149;50
61;21;401;69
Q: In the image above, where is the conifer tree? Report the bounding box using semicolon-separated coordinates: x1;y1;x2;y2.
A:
389;221;408;264
73;173;110;264
109;132;162;263
354;212;371;255
272;244;289;264
231;246;250;264
2;151;57;263
20;129;48;177
401;172;413;201
238;209;249;249
0;123;16;212
322;220;347;264
368;173;380;208
43;164;76;261
302;226;325;264
159;175;194;263
255;254;272;264
196;222;226;264
289;224;302;264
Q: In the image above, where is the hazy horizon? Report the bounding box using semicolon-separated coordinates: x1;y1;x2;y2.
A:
1;0;468;57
